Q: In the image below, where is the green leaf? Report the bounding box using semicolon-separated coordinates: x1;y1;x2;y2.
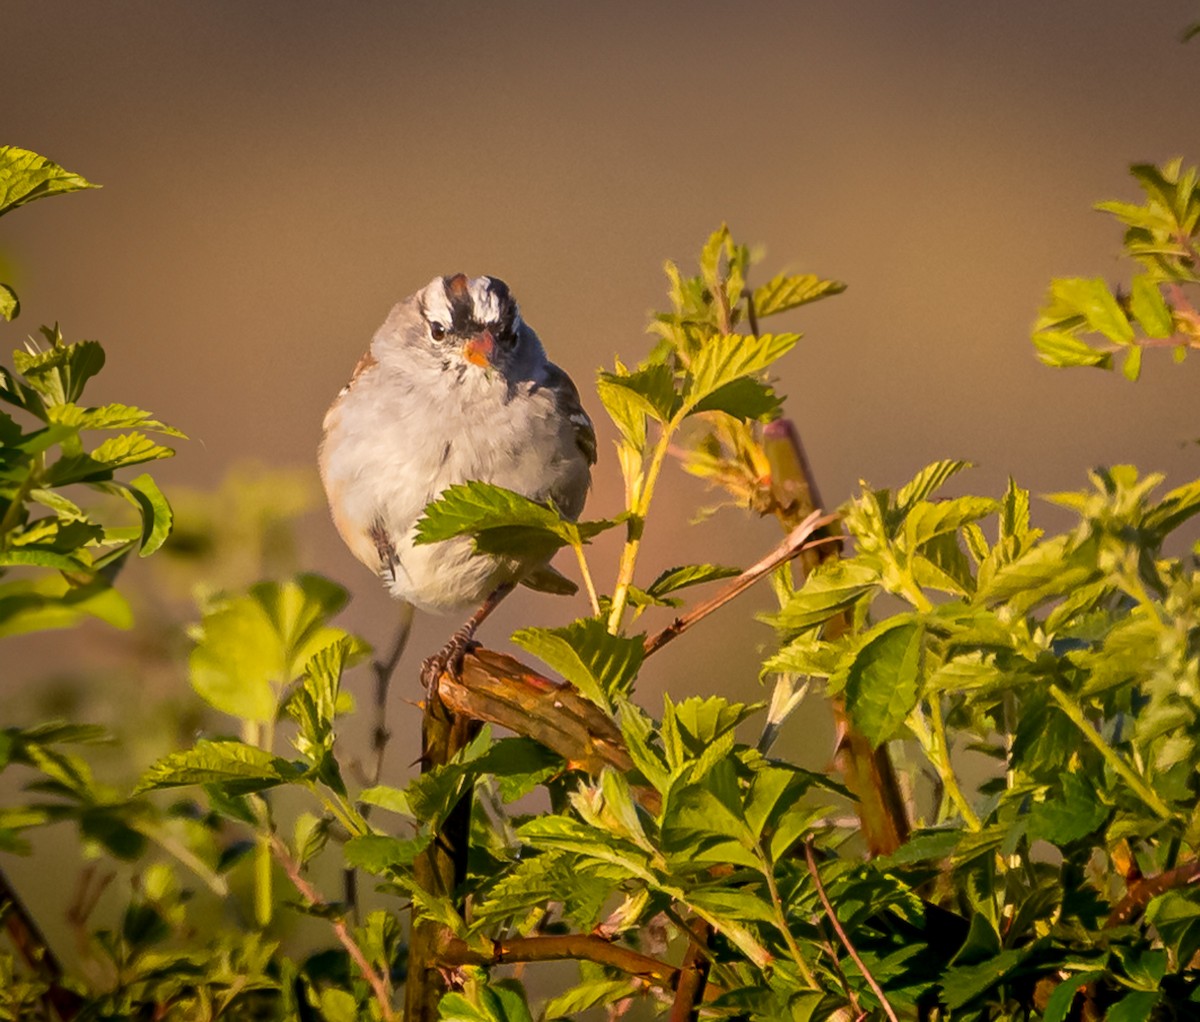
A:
1027;771;1109;845
0;283;17;321
12;333;106;406
1032;329;1112;369
596;364;679;423
751;272;845;318
844;617;924;746
135;739;303;795
896;460;973;511
646;563;740;598
121;473;174;556
189;596;284;722
544;979;638;1020
690;375;782;421
0;147;98;218
47;402;186;438
0;575;132;638
512;617;643;708
1106;991;1160;1022
1145;478;1200;536
359;785;413;817
684;333;799;410
1045;973;1102;1022
940;948;1027;1009
414;481;619;558
46;432;174;485
344;833;431;873
1121;343;1143;381
903;496;996;548
770;559;879;632
1129;275;1174;338
1040;277;1134;344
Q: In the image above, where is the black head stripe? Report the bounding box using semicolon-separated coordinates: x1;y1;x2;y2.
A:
440;275;520;340
443;275;476;337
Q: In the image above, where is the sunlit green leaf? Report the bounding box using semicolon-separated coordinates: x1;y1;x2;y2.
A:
135;740;304;795
845;617;924;747
0;146;98;218
751;272;845;318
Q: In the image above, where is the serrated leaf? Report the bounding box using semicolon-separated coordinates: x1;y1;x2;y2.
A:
120;473;173;556
0;147;98;218
0;547;89;571
904;496;996;549
1129;275;1174;338
1146;478;1200;536
690;375;782;421
135;740;303;795
684;333;799;411
0;283;17;321
845;618;924;747
414;481;619;558
13;335;106;406
1032;329;1112;369
1106;991;1160;1022
544;979;638;1020
770;559;879;632
896;460;973;511
1027;772;1109;846
1040;277;1134;344
751;272;845;318
47;402;186;438
596;364;678;423
512;617;643;709
344;833;431;873
358;784;413;817
646;563;740;598
46;432;174;486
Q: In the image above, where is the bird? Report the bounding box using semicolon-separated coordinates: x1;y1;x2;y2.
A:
319;273;595;685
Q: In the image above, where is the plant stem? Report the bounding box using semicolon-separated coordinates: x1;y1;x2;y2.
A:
756;840;819;989
269;833;395;1020
406;681;479;1022
926;698;981;831
804;840;900;1022
608;424;676;633
1048;683;1174;820
642;511;839;657
572;542;601;616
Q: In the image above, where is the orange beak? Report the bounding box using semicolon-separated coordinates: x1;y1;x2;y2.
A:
463;329;496;367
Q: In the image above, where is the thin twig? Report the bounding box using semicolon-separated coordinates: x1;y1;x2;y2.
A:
439;932;681;988
804;839;899;1022
643;511;840;657
1107;859;1200;927
668;920;714;1022
347;605;414;920
268;833;395;1021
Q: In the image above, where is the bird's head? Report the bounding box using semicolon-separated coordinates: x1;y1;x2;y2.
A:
410;273;535;375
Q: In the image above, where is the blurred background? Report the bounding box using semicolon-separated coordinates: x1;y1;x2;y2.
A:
2;0;1198;946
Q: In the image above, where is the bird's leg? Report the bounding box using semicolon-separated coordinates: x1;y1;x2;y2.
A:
369;520;398;587
420;582;516;689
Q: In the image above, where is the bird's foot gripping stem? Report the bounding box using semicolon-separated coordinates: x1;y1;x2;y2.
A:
418;582;516;690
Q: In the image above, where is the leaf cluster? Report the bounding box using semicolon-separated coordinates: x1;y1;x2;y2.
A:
1033;158;1200;378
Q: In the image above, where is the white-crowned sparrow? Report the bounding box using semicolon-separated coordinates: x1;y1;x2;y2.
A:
319;273;595;681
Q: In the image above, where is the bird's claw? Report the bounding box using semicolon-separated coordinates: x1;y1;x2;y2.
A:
420;631;479;689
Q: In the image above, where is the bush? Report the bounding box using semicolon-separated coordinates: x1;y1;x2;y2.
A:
2;140;1200;1022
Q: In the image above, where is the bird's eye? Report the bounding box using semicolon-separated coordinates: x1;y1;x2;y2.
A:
430;322;447;341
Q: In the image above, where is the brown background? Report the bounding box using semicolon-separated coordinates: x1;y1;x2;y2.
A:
3;2;1199;790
